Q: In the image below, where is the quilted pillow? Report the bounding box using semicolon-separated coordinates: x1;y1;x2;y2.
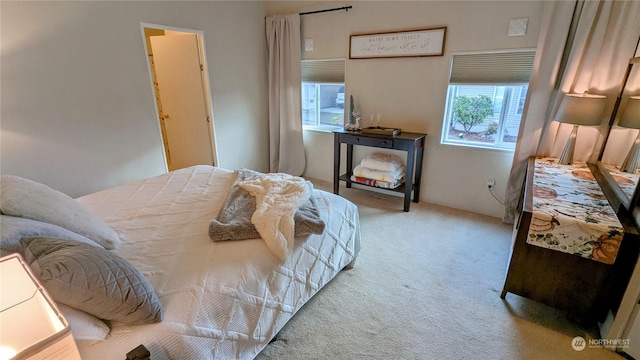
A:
1;215;102;255
0;175;120;250
22;237;163;325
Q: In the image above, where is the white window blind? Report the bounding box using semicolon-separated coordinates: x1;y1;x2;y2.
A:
449;50;536;84
301;59;345;83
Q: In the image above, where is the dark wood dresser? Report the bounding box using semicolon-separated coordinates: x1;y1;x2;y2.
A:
501;157;639;322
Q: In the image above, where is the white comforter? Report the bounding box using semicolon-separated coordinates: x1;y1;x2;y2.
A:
74;166;360;359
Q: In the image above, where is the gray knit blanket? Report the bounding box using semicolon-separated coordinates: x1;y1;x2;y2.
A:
208;169;325;243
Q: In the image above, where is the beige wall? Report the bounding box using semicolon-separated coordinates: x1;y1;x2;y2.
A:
1;1;269;197
268;1;544;218
1;0;544;218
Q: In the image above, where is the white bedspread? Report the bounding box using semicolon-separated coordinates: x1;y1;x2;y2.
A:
74;166;360;359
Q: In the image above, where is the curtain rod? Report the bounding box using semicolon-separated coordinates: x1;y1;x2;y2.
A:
300;6;352;16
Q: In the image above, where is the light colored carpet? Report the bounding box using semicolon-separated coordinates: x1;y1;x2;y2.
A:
256;182;627;360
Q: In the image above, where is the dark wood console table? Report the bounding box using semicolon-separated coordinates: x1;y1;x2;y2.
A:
333;129;426;212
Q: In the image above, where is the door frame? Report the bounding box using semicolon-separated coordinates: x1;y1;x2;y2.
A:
140;22;219;172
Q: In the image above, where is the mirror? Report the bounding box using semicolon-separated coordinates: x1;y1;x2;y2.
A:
598;56;640;211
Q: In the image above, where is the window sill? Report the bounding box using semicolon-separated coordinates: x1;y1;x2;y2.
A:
303;125;342;134
440;140;515;152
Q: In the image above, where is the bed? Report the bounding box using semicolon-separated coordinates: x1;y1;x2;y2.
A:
0;165;361;359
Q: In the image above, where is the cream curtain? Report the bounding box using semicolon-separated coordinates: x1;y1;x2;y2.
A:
503;0;640;223
266;14;306;175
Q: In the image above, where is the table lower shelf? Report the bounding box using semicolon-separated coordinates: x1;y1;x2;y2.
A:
338;174;414;194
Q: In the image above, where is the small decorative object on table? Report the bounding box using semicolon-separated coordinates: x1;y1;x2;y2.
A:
361;112;400;135
344;95;361;131
345;115;361;131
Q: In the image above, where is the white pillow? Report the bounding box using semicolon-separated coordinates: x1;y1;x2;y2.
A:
0;175;120;250
58;304;110;341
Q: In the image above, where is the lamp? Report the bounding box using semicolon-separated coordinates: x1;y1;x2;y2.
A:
618;96;640;173
0;254;81;360
556;92;606;165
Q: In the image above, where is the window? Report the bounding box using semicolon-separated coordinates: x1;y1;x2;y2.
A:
301;83;344;128
441;50;536;150
301;59;345;130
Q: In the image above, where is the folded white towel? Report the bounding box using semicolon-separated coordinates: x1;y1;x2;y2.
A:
353;164;404;183
360;153;405;173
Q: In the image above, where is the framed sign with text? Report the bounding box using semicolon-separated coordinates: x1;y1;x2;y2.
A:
349;27;446;59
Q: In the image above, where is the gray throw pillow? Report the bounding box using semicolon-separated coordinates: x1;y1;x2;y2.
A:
0;175;120;249
1;215;102;255
22;237;163;325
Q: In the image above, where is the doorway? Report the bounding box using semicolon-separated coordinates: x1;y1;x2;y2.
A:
142;24;218;171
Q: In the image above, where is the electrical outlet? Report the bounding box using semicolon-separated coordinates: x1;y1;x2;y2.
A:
487;178;495;189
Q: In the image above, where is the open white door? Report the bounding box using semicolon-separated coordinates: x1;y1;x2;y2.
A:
150;33;214;170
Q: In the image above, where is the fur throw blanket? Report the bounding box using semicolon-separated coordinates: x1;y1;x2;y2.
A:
209;169;325;261
238;173;310;260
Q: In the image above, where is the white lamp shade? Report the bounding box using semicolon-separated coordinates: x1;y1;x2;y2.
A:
556;93;606;126
0;254;80;360
617;96;640;129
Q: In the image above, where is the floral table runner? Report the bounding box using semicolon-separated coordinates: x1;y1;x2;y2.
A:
526;157;624;264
